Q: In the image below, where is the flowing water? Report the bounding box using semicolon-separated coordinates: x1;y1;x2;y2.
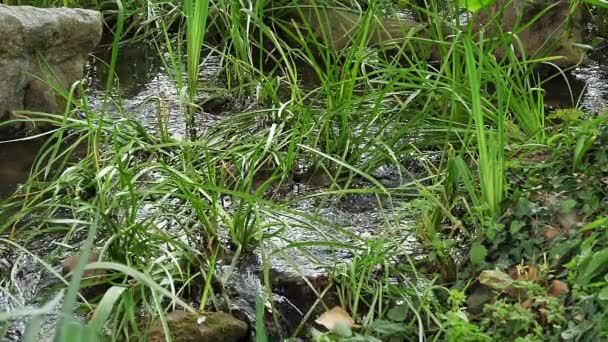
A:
2;37;608;340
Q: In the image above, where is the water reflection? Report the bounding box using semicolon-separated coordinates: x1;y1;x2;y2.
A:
0;139;42;198
573;60;608;112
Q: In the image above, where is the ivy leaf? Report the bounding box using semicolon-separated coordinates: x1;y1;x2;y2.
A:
561;198;578;213
370;319;409;336
598;287;608;301
470;241;487;266
387;304;408;322
333;322;353;337
510;220;525;234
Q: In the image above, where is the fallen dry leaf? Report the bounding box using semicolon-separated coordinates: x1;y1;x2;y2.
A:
315;306;358;332
548;280;569;298
509;265;539;282
543;225;562;241
525;266;539;282
521;298;533;310
558;212;579;230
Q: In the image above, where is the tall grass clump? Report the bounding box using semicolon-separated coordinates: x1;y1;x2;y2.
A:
463;32;505;221
184;0;210;138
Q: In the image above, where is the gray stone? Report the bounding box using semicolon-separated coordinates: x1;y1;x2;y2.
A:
0;5;102;138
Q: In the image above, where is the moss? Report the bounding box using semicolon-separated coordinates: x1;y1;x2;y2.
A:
148;311;248;342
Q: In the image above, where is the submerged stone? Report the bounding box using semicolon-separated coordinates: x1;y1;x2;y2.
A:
0;5;102;138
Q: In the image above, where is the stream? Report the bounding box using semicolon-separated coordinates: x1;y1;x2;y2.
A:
1;38;608;340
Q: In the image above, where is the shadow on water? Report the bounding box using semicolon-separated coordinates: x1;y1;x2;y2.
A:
543;59;608;111
86;41;225;140
0;139;43;199
88;41;164;98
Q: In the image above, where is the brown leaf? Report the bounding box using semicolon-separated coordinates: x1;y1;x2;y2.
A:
525;266;539;282
521;298;533;310
543;225;562;241
548;280;569;298
509;265;539;282
315;306;357;332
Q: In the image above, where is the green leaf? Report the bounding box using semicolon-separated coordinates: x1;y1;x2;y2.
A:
370;319;409;335
584;0;608;8
256;296;269;342
509;220;525;234
334;322;353;337
84;261;195;312
578;249;608;286
579;216;608;233
470;241;487;266
458;0;498;12
88;286;127;334
57;319;97;342
598;287;608;301
387;304;408;322
561;198;578;213
573;133;596;171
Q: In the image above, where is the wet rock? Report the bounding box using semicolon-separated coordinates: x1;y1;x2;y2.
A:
0;5;102;138
147;310;249;342
0;139;43;198
198;93;233;114
212;253;338;339
466;284;492;315
291;7;423;52
271;270;338;333
62;250;102;278
293;168;332;188
284;2;584;67
338;193;381;213
475;0;584;66
62;250;109;299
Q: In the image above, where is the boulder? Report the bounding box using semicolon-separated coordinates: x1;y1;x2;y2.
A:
291;7;423;52
0;5;102;138
475;0;585;66
147;311;249;342
285;1;584;66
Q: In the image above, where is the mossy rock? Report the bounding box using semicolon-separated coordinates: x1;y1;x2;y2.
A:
148;311;249;342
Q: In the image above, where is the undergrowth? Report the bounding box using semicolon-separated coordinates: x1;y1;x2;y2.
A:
0;0;607;341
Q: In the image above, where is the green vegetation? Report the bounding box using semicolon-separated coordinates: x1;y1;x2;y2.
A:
1;0;607;341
